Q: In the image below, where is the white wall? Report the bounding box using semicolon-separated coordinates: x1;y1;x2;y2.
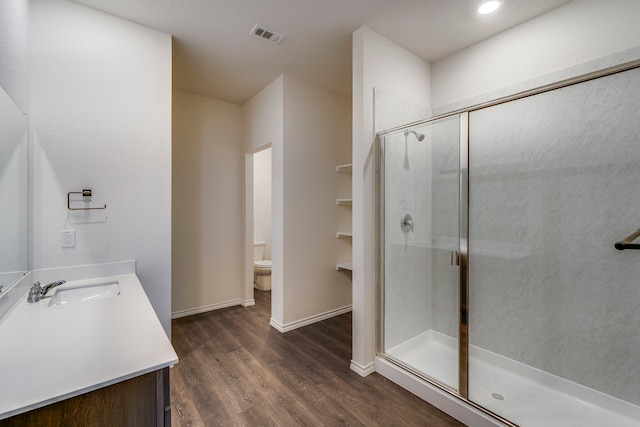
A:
172;90;244;316
244;75;352;330
244;77;284;154
243;76;284;319
30;0;172;334
281;75;352;326
0;0;29;112
351;26;431;375
432;0;640;109
253;147;272;260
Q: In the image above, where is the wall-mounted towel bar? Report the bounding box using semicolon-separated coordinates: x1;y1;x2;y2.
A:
614;229;640;250
67;189;107;210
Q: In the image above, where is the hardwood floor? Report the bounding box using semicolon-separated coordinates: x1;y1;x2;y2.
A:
170;290;465;427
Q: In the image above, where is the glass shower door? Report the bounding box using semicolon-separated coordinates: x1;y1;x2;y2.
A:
467;67;640;426
380;115;462;392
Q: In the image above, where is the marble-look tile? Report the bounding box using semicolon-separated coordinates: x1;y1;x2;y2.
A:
382;129;432;349
376;89;432;350
468;66;640;406
381;114;462;349
429;117;460;337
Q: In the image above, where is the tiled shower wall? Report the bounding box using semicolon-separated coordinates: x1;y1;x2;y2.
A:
378;66;640;406
375;89;431;349
468;66;640;405
428;117;461;338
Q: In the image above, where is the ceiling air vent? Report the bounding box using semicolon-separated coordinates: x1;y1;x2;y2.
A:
250;25;285;45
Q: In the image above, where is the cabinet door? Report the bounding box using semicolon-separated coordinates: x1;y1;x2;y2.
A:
0;369;169;427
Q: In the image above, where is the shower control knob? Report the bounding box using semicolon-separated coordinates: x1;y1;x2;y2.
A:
401;213;414;232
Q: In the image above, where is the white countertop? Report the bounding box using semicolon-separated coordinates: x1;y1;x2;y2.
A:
0;262;178;420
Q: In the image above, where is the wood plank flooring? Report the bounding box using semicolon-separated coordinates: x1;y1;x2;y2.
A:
170;290;465;427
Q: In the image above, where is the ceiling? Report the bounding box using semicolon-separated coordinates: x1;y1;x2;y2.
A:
73;0;571;105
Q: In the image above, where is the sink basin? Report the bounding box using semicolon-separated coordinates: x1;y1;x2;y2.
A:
48;281;120;307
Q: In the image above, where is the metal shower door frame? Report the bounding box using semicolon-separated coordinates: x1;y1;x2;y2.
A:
458;112;470;399
376;111;470;397
375;57;640;427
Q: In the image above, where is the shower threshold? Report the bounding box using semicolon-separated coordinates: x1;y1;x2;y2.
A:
386;331;640;427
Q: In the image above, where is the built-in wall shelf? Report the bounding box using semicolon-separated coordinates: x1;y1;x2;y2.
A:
336;162;352;277
336;164;352;174
336;263;353;271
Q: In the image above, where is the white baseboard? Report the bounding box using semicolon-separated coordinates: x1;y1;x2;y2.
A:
269;318;285;332
350;360;375;377
242;299;255;307
269;305;352;333
171;298;245;319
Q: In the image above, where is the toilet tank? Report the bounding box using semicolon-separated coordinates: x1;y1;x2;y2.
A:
253;241;266;261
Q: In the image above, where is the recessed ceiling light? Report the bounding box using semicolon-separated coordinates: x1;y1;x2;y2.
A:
478;1;501;15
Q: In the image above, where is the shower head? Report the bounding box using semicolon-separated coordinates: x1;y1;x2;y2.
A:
404;129;425;142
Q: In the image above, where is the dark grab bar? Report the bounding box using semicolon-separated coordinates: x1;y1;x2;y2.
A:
615;229;640;250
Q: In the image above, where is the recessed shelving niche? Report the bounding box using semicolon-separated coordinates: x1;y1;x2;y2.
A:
336;163;353;274
336;262;353;272
336;163;352;174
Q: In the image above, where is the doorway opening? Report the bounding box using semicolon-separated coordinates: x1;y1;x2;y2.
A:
253;147;272;292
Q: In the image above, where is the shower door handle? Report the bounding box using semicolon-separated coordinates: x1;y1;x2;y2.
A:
615;229;640;250
450;251;460;266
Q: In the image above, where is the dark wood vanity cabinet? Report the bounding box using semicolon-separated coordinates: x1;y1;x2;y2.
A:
0;368;170;427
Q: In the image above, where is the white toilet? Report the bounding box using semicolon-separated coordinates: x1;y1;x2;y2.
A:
253;241;272;291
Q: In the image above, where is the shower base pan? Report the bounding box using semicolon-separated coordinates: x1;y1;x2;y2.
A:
386;331;640;427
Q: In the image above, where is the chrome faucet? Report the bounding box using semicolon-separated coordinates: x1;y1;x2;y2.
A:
27;280;66;303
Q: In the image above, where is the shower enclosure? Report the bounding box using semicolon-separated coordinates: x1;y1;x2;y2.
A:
377;65;640;426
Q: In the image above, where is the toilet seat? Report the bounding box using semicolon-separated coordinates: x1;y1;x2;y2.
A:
253;260;271;276
253;260;271;268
